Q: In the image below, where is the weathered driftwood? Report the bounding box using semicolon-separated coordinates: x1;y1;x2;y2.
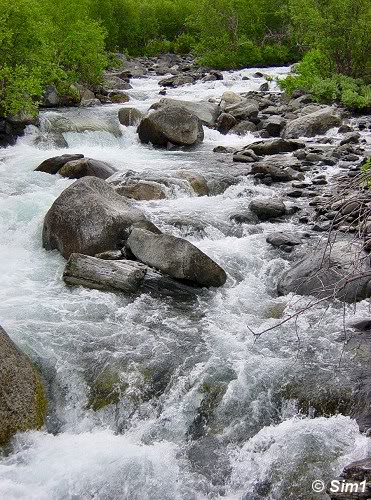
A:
63;253;146;293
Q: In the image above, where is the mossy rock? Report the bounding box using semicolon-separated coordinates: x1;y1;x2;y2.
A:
88;367;128;411
280;381;353;417
188;382;227;440
0;326;47;446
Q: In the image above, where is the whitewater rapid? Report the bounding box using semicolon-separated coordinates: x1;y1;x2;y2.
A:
0;66;370;499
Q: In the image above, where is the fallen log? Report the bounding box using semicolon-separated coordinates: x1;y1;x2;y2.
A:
63;253;146;293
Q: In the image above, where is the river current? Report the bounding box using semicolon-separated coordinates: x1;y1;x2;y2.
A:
0;67;370;499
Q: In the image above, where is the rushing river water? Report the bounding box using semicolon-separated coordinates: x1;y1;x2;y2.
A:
0;67;370;500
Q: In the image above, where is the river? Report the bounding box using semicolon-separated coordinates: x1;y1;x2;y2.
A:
0;66;370;499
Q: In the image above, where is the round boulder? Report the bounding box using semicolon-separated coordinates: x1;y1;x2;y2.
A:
137;107;204;147
42;177;147;259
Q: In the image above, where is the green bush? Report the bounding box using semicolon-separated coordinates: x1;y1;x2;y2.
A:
173;33;196;55
280;54;371;110
0;0;107;116
143;39;174;57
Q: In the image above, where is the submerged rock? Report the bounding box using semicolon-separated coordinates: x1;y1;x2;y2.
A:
277;241;371;302
177;170;209;196
138;106;204;147
283;107;342;138
127;228;227;287
0;326;46;445
63;254;146;293
43;177;147;259
109;169;208;198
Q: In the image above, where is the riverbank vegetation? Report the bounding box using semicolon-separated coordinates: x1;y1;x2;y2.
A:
1;0;371;114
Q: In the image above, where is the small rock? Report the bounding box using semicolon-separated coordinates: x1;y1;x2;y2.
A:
216;113;237;135
340;132;361;146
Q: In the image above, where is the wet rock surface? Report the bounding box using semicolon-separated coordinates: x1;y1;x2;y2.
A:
0;326;46;445
137;106;204;147
277;241;371;302
127;228;227;287
43;177;147;258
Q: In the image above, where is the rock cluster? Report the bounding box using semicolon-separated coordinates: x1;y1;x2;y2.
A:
42;177;227;289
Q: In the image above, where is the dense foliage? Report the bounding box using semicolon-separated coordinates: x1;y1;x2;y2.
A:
0;0;107;116
280;0;371;109
1;0;371;115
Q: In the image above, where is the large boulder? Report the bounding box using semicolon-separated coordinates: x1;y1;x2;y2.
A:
35;154;84;175
266;231;302;249
151;98;221;127
137;107;204;147
261;116;287;137
0;326;46;445
127;228;227;287
43;177;147;259
283;107;342;138
249;198;287;221
58;158;117;180
277;241;371;302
